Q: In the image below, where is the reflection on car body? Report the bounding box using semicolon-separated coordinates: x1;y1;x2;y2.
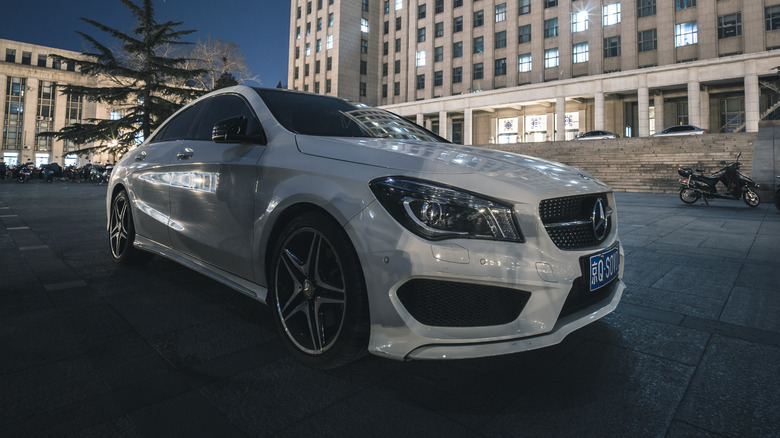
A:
107;86;625;368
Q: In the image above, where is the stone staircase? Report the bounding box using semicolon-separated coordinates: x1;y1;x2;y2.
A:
479;133;758;193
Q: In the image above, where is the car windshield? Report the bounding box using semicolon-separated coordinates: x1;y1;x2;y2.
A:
253;88;443;142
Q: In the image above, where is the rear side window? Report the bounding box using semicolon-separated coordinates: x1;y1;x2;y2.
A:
193;94;262;141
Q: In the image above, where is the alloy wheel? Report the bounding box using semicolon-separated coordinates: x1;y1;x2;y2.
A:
109;193;131;259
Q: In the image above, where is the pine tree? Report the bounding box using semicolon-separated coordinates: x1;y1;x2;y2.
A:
42;0;205;156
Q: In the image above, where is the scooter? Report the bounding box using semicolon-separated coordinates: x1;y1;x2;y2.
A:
678;152;760;207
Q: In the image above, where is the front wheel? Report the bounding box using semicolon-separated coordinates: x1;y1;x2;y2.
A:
743;188;760;207
269;211;369;369
680;187;700;204
109;190;154;265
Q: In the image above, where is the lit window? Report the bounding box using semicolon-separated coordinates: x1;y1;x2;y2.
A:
329;13;334;27
495;3;507;22
305;43;311;56
327;35;334;49
416;50;427;66
316;39;321;52
395;0;402;10
675;21;698;47
518;53;532;72
544;48;559;68
573;42;588;63
361;18;369;33
603;3;621;26
572;11;588;33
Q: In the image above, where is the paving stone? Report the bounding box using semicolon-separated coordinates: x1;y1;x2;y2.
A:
720;285;780;333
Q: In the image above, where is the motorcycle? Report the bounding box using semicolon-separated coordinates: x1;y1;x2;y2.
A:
678;152;760;207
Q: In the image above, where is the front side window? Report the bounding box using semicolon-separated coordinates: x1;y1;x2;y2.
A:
603;3;621;26
675;21;698;47
544;18;558;38
544;48;559;68
604;36;621;58
518;53;532;72
572;11;588;33
718;13;742;39
573;42;589;64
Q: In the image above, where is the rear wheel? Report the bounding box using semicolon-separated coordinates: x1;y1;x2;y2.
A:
109;190;153;265
269;211;369;369
743;188;760;207
679;187;700;204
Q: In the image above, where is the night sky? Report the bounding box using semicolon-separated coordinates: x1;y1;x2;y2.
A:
0;0;290;87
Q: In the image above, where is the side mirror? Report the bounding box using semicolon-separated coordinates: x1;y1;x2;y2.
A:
212;116;266;144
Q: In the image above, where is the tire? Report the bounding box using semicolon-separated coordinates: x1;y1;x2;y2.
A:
109;190;153;265
679;187;700;204
743;188;760;208
269;211;369;369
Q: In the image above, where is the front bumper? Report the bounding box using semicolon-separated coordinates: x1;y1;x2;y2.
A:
345;195;624;361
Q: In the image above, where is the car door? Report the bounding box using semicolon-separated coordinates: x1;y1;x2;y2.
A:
128;103;202;248
167;93;267;279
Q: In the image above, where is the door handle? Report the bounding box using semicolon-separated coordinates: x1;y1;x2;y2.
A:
177;148;194;160
135;151;147;161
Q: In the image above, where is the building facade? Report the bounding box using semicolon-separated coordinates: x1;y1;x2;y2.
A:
0;38;116;167
288;0;780;144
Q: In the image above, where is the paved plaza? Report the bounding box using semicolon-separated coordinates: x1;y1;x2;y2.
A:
1;181;778;437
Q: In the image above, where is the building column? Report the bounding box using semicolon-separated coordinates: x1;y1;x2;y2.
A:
556;94;566;141
745;61;759;133
638;75;649;137
416;113;424;127
595;80;605;131
653;92;664;134
439;110;448;140
700;87;710;131
688;69;701;127
464;107;473;145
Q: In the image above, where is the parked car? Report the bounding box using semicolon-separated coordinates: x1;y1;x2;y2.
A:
107;86;625;368
574;130;620;140
651;124;707;136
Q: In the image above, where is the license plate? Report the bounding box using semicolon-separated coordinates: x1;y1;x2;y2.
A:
589;246;620;291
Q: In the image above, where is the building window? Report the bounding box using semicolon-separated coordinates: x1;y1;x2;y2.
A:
572;11;588;33
603;3;621;26
474;10;484;27
306;1;312;13
361;18;369;33
604;36;621;57
495;58;507;76
360;60;367;75
417;74;425;89
453;41;463;57
382;62;388;76
676;0;695;10
573;42;589;64
384;21;389;34
545;0;557;8
327;78;332;93
519;0;530;15
434;46;444;62
418;4;426;19
316;60;321;73
383;41;389;55
52;59;60;70
3;77;25;150
473;36;484;53
329;13;334;27
638;29;657;52
327;35;334;50
495;3;507;22
396;38;402;52
495;31;506;49
295;47;300;59
327;56;333;70
518;53;532;72
518;24;531;43
315;82;320;94
296;26;301;39
317;18;322;31
436;0;444;14
638;0;656;18
767;6;780;31
362;0;369;12
396;17;402;31
35;81;56;150
418;27;426;42
360;82;367;96
677;102;688;125
435;22;444;37
384;0;390;14
396;0;403;10
66;62;75;72
361;39;369;53
434;70;443;86
718;13;742;39
453;66;463;83
382;84;388;98
473;62;484;79
720;97;745;132
318;0;323;10
21;52;31;65
416;50;427;66
544;48;559;68
5;49;15;63
394;81;401;95
305;63;310;76
675;21;698;47
37;54;47;67
394;60;401;73
454;0;463;7
307;22;311;35
305;43;311;56
544;18;558;38
454;16;463;32
316;39;322;52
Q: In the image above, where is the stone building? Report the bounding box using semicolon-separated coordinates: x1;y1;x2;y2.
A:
288;0;780;144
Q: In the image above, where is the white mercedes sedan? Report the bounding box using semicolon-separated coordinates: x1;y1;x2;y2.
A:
107;86;624;368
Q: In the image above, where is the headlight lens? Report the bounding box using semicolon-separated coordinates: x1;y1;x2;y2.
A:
369;177;523;242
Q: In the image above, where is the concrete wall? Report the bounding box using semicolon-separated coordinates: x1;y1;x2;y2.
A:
479;132;759;194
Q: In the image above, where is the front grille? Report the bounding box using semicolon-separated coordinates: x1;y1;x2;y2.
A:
558;277;617;319
396;279;531;327
539;193;611;250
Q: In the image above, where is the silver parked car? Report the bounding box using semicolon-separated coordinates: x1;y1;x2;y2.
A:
651;124;707;136
574;130;619;140
107;86;624;368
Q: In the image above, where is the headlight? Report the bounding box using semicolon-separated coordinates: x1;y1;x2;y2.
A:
369;177;523;242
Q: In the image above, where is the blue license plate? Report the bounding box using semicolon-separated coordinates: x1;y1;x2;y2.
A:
589;246;620;291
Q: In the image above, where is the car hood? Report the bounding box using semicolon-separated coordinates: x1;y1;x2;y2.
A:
295;135;611;198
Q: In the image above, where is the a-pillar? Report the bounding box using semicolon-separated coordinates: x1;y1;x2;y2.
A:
439;110;448;140
700;87;710;131
638;75;649;137
464;107;473;145
687;69;701;127
555;92;565;141
653;92;664;134
745;60;759;133
595;80;605;131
